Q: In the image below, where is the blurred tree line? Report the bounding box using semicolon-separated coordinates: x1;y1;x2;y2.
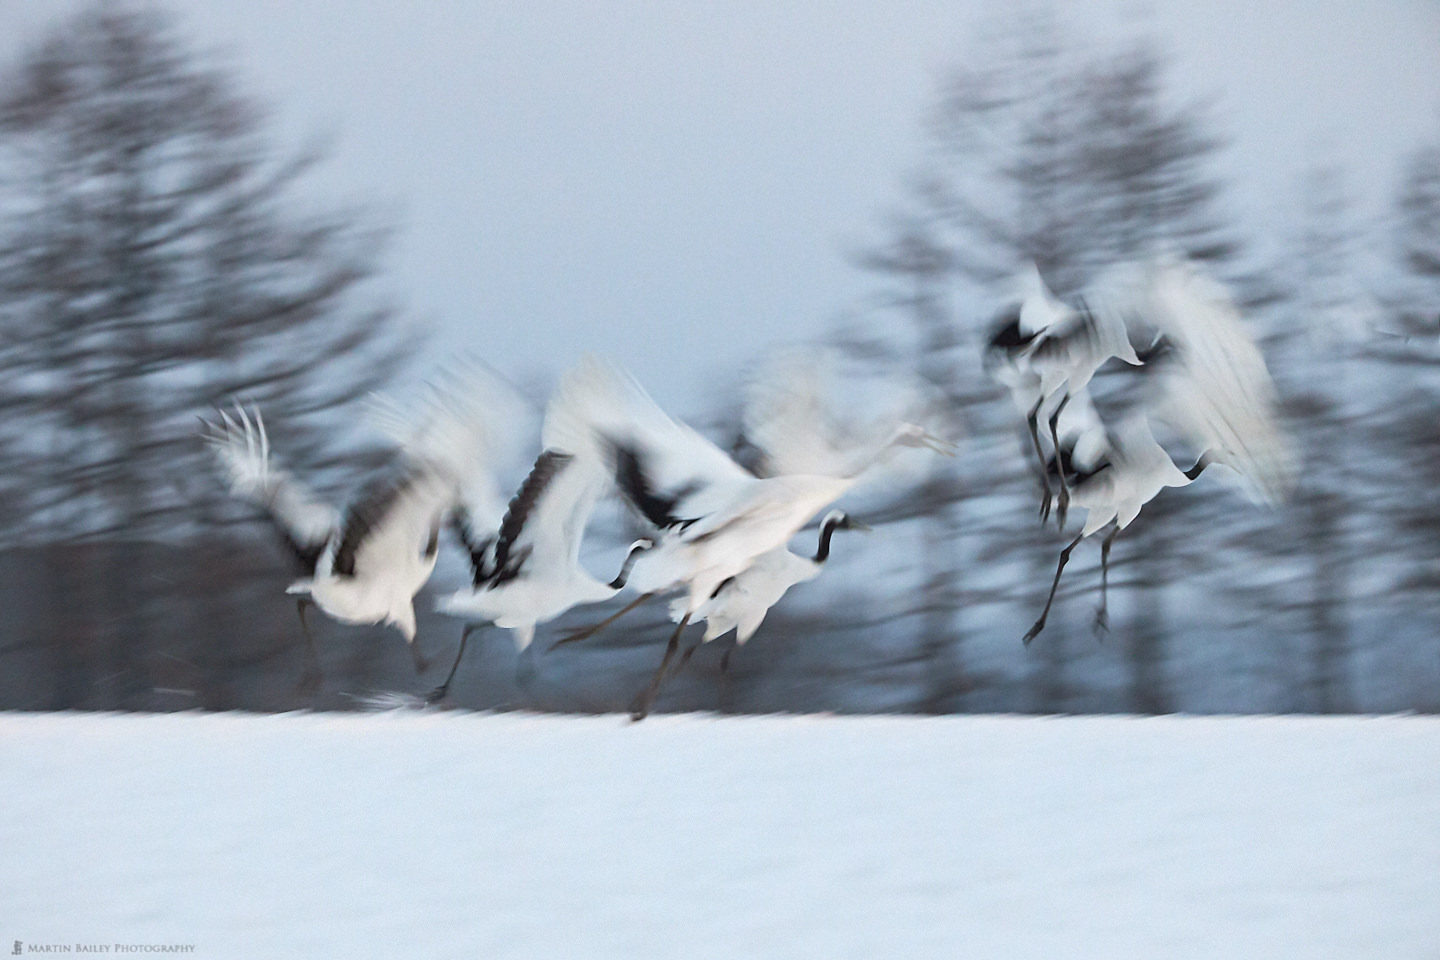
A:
0;2;1434;714
0;3;417;709
840;11;1440;716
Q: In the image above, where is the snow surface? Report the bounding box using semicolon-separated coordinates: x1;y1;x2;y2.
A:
3;712;1438;959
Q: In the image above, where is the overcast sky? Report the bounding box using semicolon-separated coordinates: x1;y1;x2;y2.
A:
3;1;1438;411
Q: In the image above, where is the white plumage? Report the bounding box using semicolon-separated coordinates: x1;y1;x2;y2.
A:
671;510;865;646
438;455;638;651
1034;389;1191;538
985;263;1144;523
202;376;506;688
549;358;844;614
549;355;951;718
1011;262;1143;403
424;378;655;702
205;404;340;565
1141;262;1295;506
986;258;1297;644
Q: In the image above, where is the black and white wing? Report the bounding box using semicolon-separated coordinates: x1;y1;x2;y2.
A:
485;450;562;580
366;362;526;493
742;348;950;481
545;356;753;531
1021;263;1144;392
329;459;456;580
339;368;522;582
449;501;498;588
1142;261;1296;504
202;404;338;575
1050;387;1113;475
741;352;862;478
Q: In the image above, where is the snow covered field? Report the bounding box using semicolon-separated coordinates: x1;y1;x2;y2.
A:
3;711;1437;959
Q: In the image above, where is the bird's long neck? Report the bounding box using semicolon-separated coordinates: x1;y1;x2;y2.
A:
608;541;651;590
813;519;841;564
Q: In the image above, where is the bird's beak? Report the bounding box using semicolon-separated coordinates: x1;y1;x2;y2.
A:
920;432;958;456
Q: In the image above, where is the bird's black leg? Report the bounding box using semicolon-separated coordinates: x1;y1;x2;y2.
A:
1095;526;1119;636
717;639;737;713
295;597;322;695
1027;398;1054;522
550;592;655;651
1047;393;1072;528
672;638;702;677
427;623;477;705
1023;532;1086;645
409;636;429;676
630;614;690;722
513;643;539;696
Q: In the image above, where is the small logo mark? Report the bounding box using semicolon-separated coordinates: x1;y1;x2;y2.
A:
12;942;22;956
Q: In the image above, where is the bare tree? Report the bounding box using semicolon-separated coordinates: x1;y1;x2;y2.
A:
0;3;415;544
0;3;419;707
1374;134;1440;621
856;16;1245;713
1277;162;1368;712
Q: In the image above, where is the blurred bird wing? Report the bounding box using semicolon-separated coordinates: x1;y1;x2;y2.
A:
1144;262;1297;504
454;473;509;540
1024;275;1145;389
366;361;528;490
333;464;450;582
498;448;611;575
1014;263;1067;335
742;350;913;479
1054;388;1111;467
1110;413;1188;482
548;356;753;526
203;405;339;573
1087;266;1157;362
358;362;532;581
263;476;342;575
443;455;515;586
743;355;854;477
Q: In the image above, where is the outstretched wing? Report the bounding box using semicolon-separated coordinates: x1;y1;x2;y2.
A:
1021;263;1145;391
489;450;570;581
448;503;497;588
546;356;753;530
342;362;534;584
333;462;455;582
610;442;695;529
365;361;526;492
328;461;428;577
338;367;521;584
475;444;613;588
1142;261;1296;504
742;353;861;478
202;404;338;575
742;348;946;480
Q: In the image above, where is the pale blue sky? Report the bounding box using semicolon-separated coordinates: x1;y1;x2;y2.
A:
3;1;1438;411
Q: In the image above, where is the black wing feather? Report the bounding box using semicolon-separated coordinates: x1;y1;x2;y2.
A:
448;504;496;588
331;463;420;579
272;525;328;577
1044;438;1112;486
489;450;572;582
1026;324;1086;367
985;305;1033;355
609;440;699;531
